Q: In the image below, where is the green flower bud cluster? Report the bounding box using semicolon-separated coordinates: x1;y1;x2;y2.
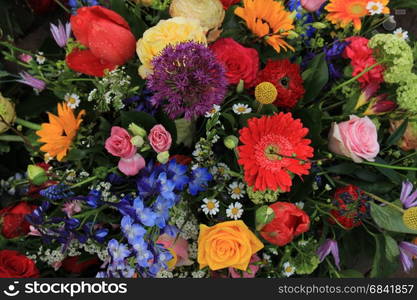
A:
247;186;280;205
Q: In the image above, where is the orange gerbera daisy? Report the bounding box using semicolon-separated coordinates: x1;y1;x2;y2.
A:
325;0;369;31
36;102;85;161
235;0;294;53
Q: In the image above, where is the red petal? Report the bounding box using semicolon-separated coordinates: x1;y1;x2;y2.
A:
66;48;116;77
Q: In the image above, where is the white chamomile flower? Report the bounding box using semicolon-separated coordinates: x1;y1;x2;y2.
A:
36;52;46;64
295;201;304;209
228;181;246;200
205;104;220;118
212;134;220;143
226;202;243;220
366;1;384;15
201;198;220;216
65;93;81;109
298;240;308;247
232;103;252;115
282;262;296;277
393;28;409;40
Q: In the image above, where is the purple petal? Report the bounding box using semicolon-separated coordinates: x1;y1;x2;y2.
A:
317;239;332;262
399;241;417;257
400;181;413;207
329;240;341;270
399;247;414;273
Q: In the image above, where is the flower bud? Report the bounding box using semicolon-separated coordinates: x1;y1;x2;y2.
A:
224;135;239;149
157;151;170;164
236;79;244;94
364;95;397;116
311;22;327;29
128;123;147;137
131;135;145;148
255;205;275;231
0;93;16;134
27;164;48;186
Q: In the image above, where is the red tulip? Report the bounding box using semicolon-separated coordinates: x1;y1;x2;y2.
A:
66;6;136;77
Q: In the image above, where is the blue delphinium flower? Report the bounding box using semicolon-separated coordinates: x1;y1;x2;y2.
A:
167;159;189;190
121;216;146;243
133;197;157;227
108;239;131;264
26;201;50;225
123;89;157;115
40;184;74;200
324;40;349;80
189;167;213;196
132;238;154;268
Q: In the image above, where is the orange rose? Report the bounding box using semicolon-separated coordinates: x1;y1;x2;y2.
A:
197;220;264;271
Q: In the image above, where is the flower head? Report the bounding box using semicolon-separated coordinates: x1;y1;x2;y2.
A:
254;82;278;105
50;20;71;48
232;103;252;115
36;102;85;161
226;202;243;220
282;261;296;277
399;241;417;273
238;113;314;192
201;198;220;216
326;0;374;31
394;28;409;40
317;239;340;270
65;93;80;109
147;42;227;120
235;0;295;53
253;60;305;109
17;72;46;92
228;182;246;199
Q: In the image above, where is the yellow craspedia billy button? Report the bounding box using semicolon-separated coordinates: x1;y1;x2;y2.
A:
255;82;278;105
403;207;417;231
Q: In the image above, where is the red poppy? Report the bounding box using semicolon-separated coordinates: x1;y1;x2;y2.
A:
66;6;136;77
237;113;314;192
253;59;305;109
260;202;310;246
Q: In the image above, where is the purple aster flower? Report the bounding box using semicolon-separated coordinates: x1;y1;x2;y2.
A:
400;181;417;209
317;239;340;270
50;21;71;48
17;72;46;91
147;42;227;120
399;241;417;273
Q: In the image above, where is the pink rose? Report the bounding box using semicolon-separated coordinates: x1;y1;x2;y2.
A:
118;154;146;176
229;254;261;278
301;0;327;11
157;233;193;269
328;115;379;163
105;126;136;158
148;125;172;153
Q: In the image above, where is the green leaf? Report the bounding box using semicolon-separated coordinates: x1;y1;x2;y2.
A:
389;0;417;9
326;163;359;175
302;53;329;103
295;104;325;148
339;269;364;278
121;111;157;132
255;206;275;231
370;234;399;278
374;157;402;184
370;202;417;234
386;119;408;147
294;255;320;275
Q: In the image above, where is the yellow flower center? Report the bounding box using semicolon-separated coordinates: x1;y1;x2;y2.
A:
207;201;215;210
233;187;241;195
285;266;293;273
68;97;77;104
255;82;278;105
231;207;239;215
403;207;417;230
237;107;247;113
349;3;365;15
372;5;379;11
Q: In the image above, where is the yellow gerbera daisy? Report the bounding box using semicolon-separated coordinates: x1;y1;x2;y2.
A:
36;102;85;161
325;0;371;31
235;0;295;53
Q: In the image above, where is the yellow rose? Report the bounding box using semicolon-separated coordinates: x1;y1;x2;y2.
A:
136;17;207;78
0;93;16;134
169;0;225;33
197;220;264;271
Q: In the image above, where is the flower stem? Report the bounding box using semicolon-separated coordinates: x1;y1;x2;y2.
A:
362;190;405;213
360;160;417;171
53;0;71;13
15;118;41;131
0;135;24;142
70;176;98;189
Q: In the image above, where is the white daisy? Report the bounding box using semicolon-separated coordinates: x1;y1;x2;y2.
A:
228;182;246;200
65;93;81;109
205;104;220;118
210;162;231;180
393;28;409;40
295;201;305;209
232;103;252;115
282;262;296;277
366;1;384;15
201;198;220;216
36;52;46;64
226;202;243;220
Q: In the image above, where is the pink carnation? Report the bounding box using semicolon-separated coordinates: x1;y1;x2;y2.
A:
328;115;380;163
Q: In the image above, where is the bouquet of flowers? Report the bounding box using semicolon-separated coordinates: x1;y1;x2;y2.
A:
1;0;417;279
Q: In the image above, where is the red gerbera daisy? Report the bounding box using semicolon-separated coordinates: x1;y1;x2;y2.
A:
237;113;314;192
254;59;305;109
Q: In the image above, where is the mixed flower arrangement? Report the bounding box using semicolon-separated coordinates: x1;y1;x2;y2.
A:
1;0;417;278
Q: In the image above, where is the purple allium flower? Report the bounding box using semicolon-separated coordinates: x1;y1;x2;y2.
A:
147;42;227;120
317;239;340;270
400;181;417;209
17;72;46;91
399;241;417;273
50;21;71;48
